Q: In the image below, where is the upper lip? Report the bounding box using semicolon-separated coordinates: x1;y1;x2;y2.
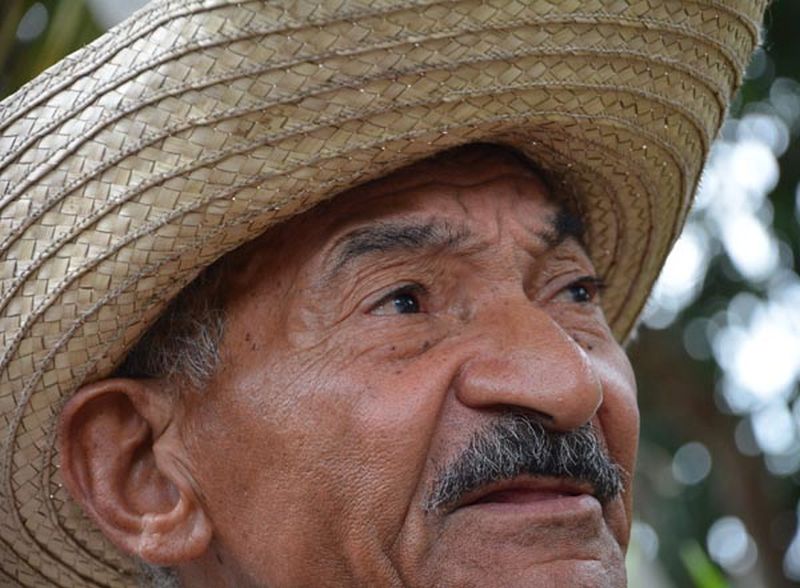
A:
450;476;595;513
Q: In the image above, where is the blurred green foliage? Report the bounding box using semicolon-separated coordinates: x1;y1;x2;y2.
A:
0;0;101;98
632;2;800;586
682;542;730;588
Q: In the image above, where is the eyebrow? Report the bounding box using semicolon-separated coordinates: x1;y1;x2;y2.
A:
325;221;470;279
324;206;586;281
540;208;586;248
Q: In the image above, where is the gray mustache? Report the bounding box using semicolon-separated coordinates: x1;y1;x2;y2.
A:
424;413;624;512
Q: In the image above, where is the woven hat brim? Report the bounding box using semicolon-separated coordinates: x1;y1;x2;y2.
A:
0;0;767;585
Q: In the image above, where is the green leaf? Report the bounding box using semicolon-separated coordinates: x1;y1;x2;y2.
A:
680;541;728;588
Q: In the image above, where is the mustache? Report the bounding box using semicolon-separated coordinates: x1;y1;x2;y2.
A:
424;413;624;512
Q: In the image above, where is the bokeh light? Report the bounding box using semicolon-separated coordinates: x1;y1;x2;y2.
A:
707;517;759;576
16;3;48;43
85;0;151;29
632;520;661;562
785;504;800;581
643;223;710;329
642;49;800;584
671;442;712;486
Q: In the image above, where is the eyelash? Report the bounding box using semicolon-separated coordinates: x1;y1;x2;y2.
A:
563;275;606;304
366;273;604;317
369;283;426;315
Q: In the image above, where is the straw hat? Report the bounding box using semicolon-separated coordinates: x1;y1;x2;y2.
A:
0;0;767;585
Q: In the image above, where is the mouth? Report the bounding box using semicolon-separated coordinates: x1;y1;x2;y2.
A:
451;476;598;514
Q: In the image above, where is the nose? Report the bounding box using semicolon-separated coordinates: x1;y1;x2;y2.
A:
453;300;603;432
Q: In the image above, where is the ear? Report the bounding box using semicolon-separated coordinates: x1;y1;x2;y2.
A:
58;378;212;566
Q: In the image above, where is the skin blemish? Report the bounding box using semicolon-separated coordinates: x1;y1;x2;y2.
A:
244;331;257;351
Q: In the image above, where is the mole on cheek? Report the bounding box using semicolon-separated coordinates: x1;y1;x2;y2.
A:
244;331;258;351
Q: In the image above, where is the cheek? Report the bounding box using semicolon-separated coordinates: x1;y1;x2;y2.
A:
317;355;454;519
187;334;453;565
595;346;639;466
593;345;639;525
287;338;460;539
573;344;638;553
550;306;613;351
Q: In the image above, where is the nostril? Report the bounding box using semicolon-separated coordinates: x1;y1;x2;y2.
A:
452;301;604;430
454;343;603;433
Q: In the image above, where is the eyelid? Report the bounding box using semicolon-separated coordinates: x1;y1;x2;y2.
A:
574;275;606;292
566;275;606;302
368;282;426;314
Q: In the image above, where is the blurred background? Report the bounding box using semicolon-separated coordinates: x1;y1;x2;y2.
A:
1;1;799;586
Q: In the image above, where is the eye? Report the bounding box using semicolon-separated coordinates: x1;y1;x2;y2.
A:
370;284;424;315
563;276;605;304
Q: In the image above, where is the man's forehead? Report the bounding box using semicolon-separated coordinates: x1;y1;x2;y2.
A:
343;143;551;203
299;145;558;236
237;144;584;274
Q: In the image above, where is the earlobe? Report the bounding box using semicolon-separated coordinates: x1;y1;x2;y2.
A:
58;378;212;566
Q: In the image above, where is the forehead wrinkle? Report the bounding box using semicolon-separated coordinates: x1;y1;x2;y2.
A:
497;175;582;249
322;219;473;283
450;173;570;249
314;168;576;284
350;165;544;204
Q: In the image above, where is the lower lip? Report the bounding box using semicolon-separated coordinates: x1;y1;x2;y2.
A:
457;491;600;518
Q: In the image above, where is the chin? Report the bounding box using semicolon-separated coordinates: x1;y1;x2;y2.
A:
411;526;629;588
533;559;628;588
425;557;627;588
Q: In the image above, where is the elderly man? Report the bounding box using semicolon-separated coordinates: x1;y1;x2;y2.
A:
0;1;766;587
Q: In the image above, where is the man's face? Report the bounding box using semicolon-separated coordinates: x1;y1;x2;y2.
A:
183;148;639;587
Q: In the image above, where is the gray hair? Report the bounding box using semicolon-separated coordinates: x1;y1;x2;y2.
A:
114;258;228;391
425;413;624;512
116;261;230;587
137;562;181;588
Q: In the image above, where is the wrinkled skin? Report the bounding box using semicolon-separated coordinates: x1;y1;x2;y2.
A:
60;146;639;587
